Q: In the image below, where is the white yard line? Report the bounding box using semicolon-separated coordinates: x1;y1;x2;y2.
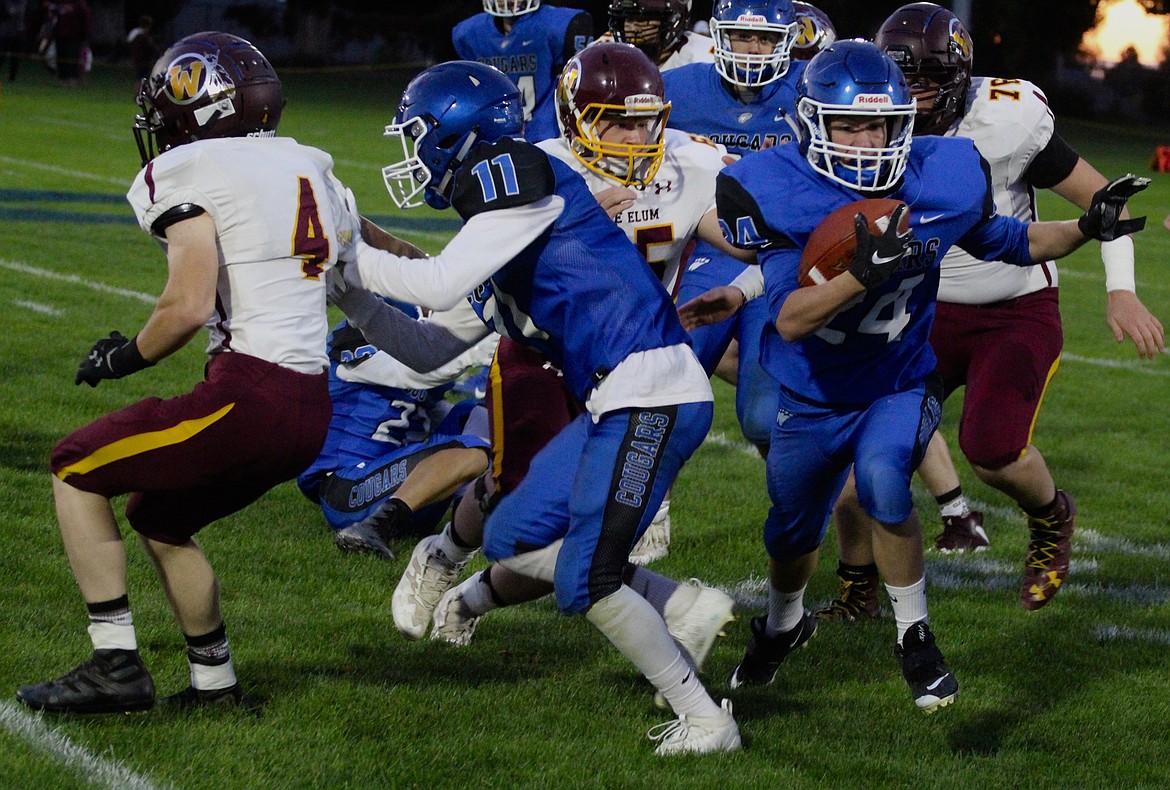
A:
13;299;65;316
1062;352;1170;373
0;260;156;305
0;701;170;790
0;155;128;188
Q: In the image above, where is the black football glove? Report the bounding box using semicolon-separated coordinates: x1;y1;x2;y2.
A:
849;204;911;290
75;331;155;387
1077;174;1150;241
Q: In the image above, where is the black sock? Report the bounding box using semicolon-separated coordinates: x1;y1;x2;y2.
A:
838;562;878;581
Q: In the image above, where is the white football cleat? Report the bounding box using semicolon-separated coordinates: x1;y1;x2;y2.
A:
392;535;470;640
655;579;735;709
649;699;741;756
629;501;671;566
430;587;479;647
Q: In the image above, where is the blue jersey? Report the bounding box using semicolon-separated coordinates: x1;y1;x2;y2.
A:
449;137;691;403
452;6;593;142
717;135;1033;405
662;61;807;158
298;319;453;488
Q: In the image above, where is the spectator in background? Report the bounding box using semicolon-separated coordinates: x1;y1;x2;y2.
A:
126;15;160;83
52;0;86;86
1104;45;1148;121
0;0;26;81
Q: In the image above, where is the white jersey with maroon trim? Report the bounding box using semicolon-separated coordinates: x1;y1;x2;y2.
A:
128;137;352;373
591;31;714;72
938;76;1059;304
659;32;716;71
537;128;725;296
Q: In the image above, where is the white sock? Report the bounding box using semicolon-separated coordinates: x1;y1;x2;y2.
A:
87;621;137;651
886;577;929;644
190;659;238;691
939;494;970;519
765;585;806;636
586;585;720;719
458;571;499;617
433;522;477;565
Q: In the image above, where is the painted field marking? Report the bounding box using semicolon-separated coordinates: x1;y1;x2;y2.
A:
0;259;156;305
0;155;128;188
13;299;65;316
0;701;169;790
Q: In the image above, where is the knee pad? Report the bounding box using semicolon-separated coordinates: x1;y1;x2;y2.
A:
495;539;563;584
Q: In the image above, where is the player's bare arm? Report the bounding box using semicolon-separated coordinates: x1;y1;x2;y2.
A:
1049;159;1165;359
360;216;427;259
136;212;219;361
775;273;864;341
697;208;756;262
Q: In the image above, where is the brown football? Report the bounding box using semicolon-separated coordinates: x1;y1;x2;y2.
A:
798;198;910;287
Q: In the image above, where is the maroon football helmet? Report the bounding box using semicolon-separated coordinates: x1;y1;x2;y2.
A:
133;31;283;166
556;42;670;187
790;2;836;61
608;0;691;62
875;3;973;135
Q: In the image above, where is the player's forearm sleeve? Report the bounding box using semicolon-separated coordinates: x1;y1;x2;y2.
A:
340;291;477;373
353;197;563;310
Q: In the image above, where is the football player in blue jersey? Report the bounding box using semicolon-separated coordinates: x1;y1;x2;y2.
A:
664;0;805;457
332;60;740;755
817;3;1165;623
694;40;1147;713
452;0;593;142
295;306;491;563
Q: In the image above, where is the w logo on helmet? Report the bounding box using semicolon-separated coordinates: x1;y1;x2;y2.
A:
947;18;972;63
794;16;817;48
165;52;231;105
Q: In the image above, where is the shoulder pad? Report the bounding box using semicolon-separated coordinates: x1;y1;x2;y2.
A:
451;138;556;220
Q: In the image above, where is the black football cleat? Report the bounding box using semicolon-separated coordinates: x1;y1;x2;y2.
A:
16;649;155;714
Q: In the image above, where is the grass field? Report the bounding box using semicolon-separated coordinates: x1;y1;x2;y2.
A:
2;61;1170;789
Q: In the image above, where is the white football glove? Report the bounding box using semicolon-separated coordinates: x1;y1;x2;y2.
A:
328;179;363;263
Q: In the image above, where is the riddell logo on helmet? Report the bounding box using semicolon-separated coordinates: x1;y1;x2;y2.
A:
735;14;767;23
625;94;663;113
853;94;892;105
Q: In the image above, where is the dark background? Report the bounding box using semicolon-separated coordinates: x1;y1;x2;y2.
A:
93;0;1170;124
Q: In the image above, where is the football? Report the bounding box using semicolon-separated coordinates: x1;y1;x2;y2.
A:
798;198;910;287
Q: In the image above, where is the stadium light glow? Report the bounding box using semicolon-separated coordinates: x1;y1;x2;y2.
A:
1081;0;1169;65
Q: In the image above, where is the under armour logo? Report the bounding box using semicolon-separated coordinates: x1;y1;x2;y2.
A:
653;180;673;195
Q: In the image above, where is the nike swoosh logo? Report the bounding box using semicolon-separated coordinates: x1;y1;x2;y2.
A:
926;673;952;691
920;212;946;224
871;251;902;265
521;39;534;46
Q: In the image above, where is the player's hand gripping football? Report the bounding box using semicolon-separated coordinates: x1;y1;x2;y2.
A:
1078;173;1150;241
849;203;910;289
75;331;154;387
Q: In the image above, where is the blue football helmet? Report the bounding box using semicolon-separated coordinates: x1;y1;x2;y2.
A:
382;61;525;210
796;40;916;192
709;0;798;87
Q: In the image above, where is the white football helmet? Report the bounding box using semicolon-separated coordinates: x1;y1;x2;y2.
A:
483;0;540;17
